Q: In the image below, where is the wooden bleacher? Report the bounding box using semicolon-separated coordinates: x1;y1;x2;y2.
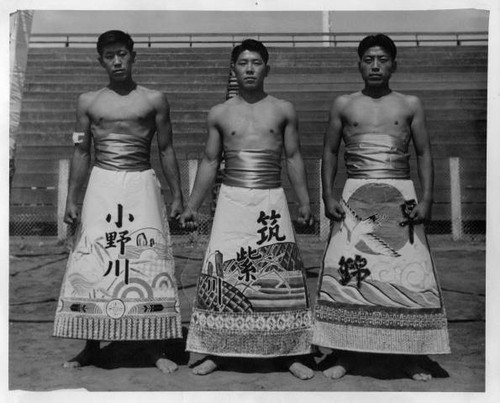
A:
10;44;487;236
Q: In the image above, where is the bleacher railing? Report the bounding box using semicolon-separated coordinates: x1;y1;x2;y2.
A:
29;31;488;48
11;155;484;243
14;32;487;242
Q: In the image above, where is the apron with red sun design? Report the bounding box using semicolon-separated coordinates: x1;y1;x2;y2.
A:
314;178;450;354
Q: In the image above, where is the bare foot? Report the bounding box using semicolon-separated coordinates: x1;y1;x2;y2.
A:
323;364;347;379
147;342;178;374
155;357;178;374
288;361;314;380
322;352;351;380
192;358;218;375
411;371;432;381
401;356;432;381
63;340;100;369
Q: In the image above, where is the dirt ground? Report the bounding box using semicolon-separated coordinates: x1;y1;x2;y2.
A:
7;234;486;396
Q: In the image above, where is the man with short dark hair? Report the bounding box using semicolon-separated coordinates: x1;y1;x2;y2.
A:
180;39;315;379
53;30;184;374
313;33;450;381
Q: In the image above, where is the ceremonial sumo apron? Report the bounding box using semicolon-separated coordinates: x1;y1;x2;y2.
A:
186;150;313;357
313;133;450;354
54;133;182;340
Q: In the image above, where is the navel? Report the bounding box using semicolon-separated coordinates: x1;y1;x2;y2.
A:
231;131;236;136
394;121;399;125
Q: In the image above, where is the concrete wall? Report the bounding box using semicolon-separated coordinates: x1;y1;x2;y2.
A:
31;10;488;35
31;11;324;34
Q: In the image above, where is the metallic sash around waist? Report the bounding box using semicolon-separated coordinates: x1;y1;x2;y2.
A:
94;133;151;171
223;149;282;189
344;133;410;179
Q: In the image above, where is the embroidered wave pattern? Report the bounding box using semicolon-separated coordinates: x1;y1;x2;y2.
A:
319;273;441;309
197;242;308;313
224;242;307;311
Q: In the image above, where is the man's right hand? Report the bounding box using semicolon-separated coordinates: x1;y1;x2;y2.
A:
324;198;345;221
179;207;198;230
64;201;80;225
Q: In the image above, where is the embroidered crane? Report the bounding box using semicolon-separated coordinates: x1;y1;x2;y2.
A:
340;198;400;257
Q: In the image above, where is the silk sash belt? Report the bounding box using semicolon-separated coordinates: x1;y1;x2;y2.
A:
345;133;410;179
94;132;151;171
223;149;282;189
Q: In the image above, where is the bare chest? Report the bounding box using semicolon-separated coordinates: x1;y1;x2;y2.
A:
89;92;155;128
221;105;284;140
344;98;411;133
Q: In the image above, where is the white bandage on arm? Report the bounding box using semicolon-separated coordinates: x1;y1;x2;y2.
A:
72;132;85;144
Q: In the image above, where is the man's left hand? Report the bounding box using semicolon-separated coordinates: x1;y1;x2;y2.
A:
409;200;432;224
169;198;184;220
297;205;315;227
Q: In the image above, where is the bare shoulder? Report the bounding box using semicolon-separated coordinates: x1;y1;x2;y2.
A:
77;89;107;114
207;99;230;124
267;95;296;118
78;88;104;106
136;85;169;106
336;92;356;105
393;91;423;109
268;95;293;108
331;92;358;113
210;99;232;114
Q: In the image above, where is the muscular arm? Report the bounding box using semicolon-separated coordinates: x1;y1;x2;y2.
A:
282;102;313;225
64;93;92;224
155;92;184;218
179;106;223;227
322;96;345;221
409;96;434;222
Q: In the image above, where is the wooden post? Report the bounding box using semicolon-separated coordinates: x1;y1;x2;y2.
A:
188;159;198;195
319;159;330;242
322;11;334;47
57;159;70;241
449;157;463;240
